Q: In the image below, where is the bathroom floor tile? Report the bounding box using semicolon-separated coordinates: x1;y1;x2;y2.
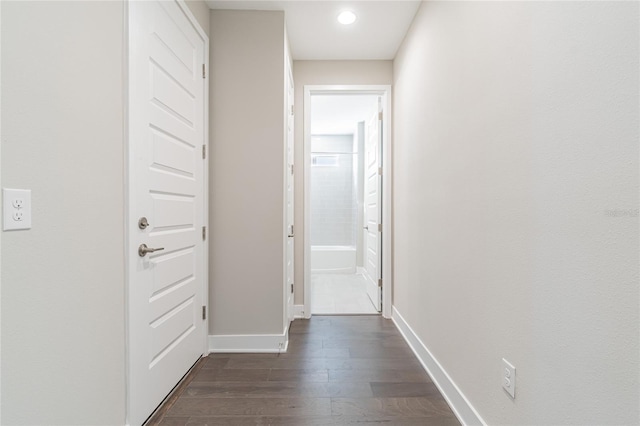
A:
311;274;378;315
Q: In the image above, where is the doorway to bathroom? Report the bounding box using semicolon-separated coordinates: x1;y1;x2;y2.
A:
303;86;392;318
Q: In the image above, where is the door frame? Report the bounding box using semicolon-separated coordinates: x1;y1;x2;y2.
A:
124;1;209;423
284;43;295;327
303;85;392;319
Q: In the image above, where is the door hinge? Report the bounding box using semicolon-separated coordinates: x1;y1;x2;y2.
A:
291;283;294;294
378;167;382;176
290;164;294;175
378;111;383;121
378;223;382;232
202;305;206;320
291;105;294;116
202;145;206;159
202;226;206;240
202;64;206;79
378;278;383;287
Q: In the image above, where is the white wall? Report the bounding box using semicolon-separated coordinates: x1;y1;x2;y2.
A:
1;1;126;424
209;10;287;336
392;1;639;424
292;61;392;304
309;135;357;247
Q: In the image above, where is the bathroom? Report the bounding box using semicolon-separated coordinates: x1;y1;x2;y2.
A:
309;94;381;314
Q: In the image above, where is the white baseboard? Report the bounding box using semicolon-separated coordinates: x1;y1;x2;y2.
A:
208;329;289;353
392;306;486;426
294;304;305;319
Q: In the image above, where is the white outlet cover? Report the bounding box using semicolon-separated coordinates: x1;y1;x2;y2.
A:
3;188;32;231
502;358;516;399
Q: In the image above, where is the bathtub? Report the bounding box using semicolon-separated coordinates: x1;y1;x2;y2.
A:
311;245;357;274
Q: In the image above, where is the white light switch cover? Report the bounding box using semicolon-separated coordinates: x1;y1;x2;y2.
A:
3;188;32;231
502;358;516;399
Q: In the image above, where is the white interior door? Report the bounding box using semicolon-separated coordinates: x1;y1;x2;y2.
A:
363;99;382;312
286;66;295;323
128;1;207;424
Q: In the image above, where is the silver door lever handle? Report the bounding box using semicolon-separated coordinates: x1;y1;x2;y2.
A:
288;234;295;238
363;226;369;230
138;244;165;257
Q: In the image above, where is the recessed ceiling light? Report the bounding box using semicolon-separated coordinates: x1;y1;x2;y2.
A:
337;11;357;25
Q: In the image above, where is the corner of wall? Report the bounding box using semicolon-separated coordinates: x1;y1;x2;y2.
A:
208;9;288;339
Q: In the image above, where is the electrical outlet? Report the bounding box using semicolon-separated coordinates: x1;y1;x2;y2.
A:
502;358;516;399
3;188;32;231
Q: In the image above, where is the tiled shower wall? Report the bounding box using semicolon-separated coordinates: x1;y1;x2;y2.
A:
310;135;357;247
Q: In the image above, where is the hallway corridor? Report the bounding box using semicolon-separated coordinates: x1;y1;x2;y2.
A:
150;316;459;425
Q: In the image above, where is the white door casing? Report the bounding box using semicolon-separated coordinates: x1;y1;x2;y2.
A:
302;86;392;319
127;1;208;424
363;99;382;312
286;64;295;323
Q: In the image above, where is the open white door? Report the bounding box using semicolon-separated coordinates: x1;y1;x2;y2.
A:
128;1;207;424
286;65;295;323
363;98;382;312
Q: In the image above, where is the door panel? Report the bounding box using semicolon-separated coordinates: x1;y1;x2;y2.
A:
363;100;382;312
151;65;195;124
151;196;195;228
150;250;195;296
128;1;206;424
149;298;196;362
149;277;197;322
151;130;196;177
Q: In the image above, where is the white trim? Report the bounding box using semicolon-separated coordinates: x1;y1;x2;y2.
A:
380;88;392;320
294;304;305;318
0;3;3;417
283;35;294;330
303;87;312;319
392;306;487;426
303;85;393;319
356;267;365;275
209;329;289;353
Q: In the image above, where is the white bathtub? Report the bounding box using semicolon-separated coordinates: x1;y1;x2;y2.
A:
311;245;357;274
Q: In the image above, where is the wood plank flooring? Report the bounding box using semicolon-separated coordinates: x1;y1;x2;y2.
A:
148;316;460;425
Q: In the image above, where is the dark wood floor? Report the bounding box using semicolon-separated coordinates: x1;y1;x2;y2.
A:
148;316;460;425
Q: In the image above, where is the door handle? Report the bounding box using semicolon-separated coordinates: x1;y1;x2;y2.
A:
288;234;295;238
138;244;165;257
363;226;369;230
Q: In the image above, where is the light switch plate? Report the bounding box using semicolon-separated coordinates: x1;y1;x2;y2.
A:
3;188;32;231
502;358;516;399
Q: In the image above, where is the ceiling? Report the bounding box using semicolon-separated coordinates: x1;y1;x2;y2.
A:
205;1;421;60
311;95;378;134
